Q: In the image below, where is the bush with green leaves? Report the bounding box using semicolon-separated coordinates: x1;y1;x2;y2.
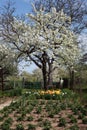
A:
9;88;22;97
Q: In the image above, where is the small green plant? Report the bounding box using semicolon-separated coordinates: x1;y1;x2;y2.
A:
54;107;61;114
21;111;26;117
1;122;11;130
71;107;79;115
0;116;4;121
82;117;87;124
16;123;24;130
26;105;34;113
36;106;42;114
48;112;54;118
78;114;84;119
5;117;13;124
44;94;52;100
58;117;66;127
3;112;9;117
69;124;79;130
80;108;87;116
60;103;66;110
68;114;73;118
27;124;36;130
38;117;43;122
27;116;33;121
3;106;9;111
43;125;51;130
70;116;77;123
17;116;23;121
45;105;52;112
42;119;52;130
40;100;45;105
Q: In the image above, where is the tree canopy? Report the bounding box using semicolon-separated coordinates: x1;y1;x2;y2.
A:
0;3;80;89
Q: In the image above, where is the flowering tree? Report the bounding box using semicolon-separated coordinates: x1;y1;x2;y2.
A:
34;0;87;34
0;43;16;90
0;44;15;68
0;5;80;90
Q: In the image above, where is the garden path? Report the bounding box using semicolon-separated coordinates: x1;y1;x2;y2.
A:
0;97;17;110
0;100;12;110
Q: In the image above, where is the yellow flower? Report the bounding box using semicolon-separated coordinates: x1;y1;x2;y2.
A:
54;90;61;95
39;89;61;95
40;90;45;94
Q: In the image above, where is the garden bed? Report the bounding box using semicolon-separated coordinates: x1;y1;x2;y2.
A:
0;89;87;130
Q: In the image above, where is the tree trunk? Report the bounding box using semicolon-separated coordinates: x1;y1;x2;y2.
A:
48;62;53;87
69;70;74;90
42;65;47;90
1;69;4;91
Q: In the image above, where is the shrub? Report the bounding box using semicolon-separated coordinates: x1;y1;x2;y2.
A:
9;88;22;97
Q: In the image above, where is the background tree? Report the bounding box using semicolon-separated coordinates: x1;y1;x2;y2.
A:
32;69;42;82
0;43;16;90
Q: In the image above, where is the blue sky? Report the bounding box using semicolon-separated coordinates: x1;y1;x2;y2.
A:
0;0;37;73
0;0;32;15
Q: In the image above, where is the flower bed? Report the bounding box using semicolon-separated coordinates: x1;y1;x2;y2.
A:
24;89;78;101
